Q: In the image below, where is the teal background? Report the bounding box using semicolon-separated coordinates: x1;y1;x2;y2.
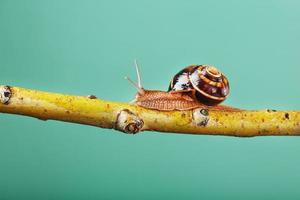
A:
0;0;300;199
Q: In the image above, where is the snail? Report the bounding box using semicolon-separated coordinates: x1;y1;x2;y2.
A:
125;60;237;111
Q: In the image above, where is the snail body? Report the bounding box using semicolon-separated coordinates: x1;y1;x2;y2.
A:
126;61;235;111
134;90;202;111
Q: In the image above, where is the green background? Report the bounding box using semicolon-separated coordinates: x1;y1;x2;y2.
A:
0;0;300;199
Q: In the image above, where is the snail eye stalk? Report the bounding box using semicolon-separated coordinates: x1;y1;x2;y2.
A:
134;59;142;88
124;59;145;95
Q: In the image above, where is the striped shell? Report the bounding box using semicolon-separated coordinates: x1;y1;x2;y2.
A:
168;65;229;105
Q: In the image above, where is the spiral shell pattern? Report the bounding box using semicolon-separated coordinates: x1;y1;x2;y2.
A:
168;65;229;105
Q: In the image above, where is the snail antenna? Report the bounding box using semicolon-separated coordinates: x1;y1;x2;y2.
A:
124;76;139;90
124;76;145;95
134;59;142;88
124;59;145;95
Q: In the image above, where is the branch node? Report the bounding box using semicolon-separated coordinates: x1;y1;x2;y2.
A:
115;109;144;134
87;95;97;99
267;109;277;112
0;85;12;105
193;108;210;127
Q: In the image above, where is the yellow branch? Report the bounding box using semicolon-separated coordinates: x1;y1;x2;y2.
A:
0;85;299;137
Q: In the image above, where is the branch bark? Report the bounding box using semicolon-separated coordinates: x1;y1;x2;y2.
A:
0;85;299;137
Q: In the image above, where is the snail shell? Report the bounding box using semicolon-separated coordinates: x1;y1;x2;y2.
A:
168;65;229;105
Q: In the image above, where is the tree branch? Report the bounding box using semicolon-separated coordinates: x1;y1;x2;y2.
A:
0;85;299;137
